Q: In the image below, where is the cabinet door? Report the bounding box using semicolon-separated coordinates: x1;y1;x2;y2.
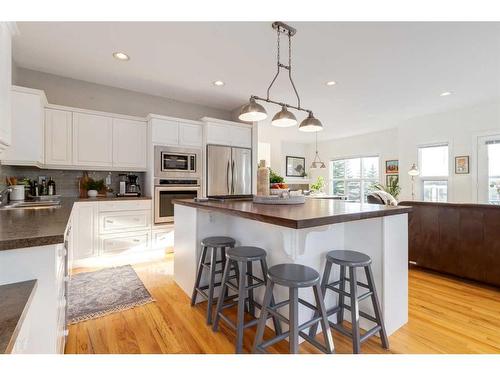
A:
0;23;12;149
179;123;202;147
206;123;230;146
45;109;73;166
112;118;147;169
231;126;252;148
2;90;44;165
72;203;97;260
73;112;113;167
151;118;179;145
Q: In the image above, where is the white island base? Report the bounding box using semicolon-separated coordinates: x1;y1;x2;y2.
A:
174;203;408;341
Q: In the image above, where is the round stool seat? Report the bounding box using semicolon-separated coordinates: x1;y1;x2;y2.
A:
326;250;371;267
201;236;236;247
268;264;320;288
226;246;266;262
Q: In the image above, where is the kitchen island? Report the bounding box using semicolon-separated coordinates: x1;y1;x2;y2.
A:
173;198;412;337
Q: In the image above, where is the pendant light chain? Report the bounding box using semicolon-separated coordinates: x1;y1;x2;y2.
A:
239;22;324;132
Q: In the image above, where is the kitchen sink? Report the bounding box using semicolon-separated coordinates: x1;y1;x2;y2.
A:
0;200;61;210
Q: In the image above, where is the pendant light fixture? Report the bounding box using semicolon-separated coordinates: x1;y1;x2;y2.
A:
238;22;323;132
310;132;326;169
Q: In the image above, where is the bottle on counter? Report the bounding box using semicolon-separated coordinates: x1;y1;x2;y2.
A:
48;177;56;196
257;160;270;196
40;179;47;195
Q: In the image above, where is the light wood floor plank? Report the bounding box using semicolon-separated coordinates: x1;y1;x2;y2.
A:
66;256;500;354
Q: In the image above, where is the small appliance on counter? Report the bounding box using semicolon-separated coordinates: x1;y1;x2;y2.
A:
116;174;142;197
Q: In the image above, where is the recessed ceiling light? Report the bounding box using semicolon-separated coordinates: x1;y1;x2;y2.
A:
326;81;337;86
213;80;225;87
112;52;130;61
440;91;452;97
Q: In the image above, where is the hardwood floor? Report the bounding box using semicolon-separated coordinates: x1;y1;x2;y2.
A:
65;255;500;354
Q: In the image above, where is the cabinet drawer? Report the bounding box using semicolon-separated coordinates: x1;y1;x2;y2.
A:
98;200;151;212
100;231;150;255
99;210;150;233
152;226;174;251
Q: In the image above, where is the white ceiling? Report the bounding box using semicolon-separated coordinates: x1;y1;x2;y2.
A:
13;22;500;142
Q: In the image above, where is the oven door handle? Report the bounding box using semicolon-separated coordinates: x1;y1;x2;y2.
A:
226;160;230;194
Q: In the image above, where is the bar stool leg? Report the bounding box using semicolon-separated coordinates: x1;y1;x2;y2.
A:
289;287;299;354
206;247;217;325
364;265;389;349
260;259;282;336
247;261;255;316
221;247;229;298
235;261;247;353
337;265;346;324
313;283;334;353
212;258;232;332
349;266;361;354
308;260;332;338
252;280;274;353
191;245;208;306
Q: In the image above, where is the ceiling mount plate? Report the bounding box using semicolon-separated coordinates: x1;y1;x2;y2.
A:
272;21;297;36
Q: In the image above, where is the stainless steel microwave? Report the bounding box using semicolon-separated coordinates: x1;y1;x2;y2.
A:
154;146;201;179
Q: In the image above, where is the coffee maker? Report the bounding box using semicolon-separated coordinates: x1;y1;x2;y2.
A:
117;174;142;197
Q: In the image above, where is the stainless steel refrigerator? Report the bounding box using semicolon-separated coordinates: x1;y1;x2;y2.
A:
206;144;252;197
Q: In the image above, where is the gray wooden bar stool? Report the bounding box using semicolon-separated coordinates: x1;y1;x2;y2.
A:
191;236;236;325
253;264;334;354
212;246;282;353
309;250;389;354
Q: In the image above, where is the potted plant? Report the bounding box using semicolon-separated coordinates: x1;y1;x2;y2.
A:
373;179;401;200
310;176;325;194
82;178;105;198
269;169;288;190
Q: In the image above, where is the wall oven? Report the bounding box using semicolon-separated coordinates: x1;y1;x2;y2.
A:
154;145;201;179
154;178;200;224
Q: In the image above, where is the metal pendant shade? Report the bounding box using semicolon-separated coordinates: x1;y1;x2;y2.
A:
299;112;323;132
310;132;326;169
239;22;323;132
271;106;297;127
238;98;268;122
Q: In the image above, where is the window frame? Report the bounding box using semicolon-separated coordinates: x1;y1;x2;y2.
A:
476;134;500;205
417;143;450;202
329;155;381;203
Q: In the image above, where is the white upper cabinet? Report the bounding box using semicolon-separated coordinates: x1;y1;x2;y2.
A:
45;108;73;166
112;118;147;170
2;87;46;166
73;112;113;167
205;121;252;148
151;118;179;145
151;116;202;147
0;23;14;152
179;123;202;147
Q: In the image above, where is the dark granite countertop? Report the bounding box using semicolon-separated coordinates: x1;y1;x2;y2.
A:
0;196;151;251
174;198;412;229
0;279;37;353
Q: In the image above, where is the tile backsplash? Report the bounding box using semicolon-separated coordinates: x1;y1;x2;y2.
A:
0;165;145;197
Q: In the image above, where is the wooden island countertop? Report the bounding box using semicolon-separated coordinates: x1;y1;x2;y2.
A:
174;198;412;229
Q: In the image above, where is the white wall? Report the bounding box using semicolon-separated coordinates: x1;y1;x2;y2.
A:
301;99;500;203
13;66;232;121
398;99;500;202
305;128;398;193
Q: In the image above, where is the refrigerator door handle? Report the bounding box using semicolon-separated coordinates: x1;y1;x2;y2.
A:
226;160;230;194
231;160;235;194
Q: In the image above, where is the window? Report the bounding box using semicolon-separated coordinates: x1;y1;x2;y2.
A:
418;144;449;202
330;156;379;202
487;140;500;205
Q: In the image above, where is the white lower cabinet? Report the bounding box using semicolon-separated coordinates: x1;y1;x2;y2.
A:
152;226;174;252
72;199;156;266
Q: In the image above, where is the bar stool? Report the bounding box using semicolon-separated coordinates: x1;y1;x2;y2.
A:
191;236;236;325
212;246;282;353
309;250;389;354
253;264;334;354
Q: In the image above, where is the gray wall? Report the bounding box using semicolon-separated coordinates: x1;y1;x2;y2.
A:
13;66;232;121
